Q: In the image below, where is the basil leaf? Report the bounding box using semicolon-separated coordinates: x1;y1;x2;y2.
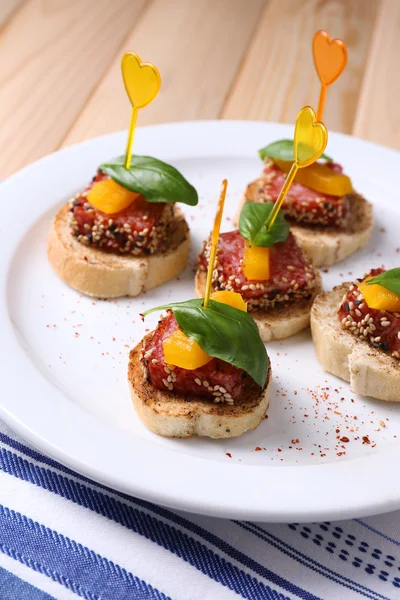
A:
258;139;332;162
365;268;400;296
239;201;289;247
100;155;198;206
144;299;268;387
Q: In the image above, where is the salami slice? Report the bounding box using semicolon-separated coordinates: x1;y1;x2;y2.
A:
198;231;316;311
69;171;175;255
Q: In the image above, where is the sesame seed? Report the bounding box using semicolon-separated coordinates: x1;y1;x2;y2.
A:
203;380;209;387
164;366;170;374
287;265;295;271
381;321;390;327
151;359;159;364
194;378;202;385
162;378;169;388
355;309;362;317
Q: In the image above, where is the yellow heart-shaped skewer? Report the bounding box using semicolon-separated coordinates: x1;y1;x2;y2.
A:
121;53;161;109
266;106;327;231
121;53;161;169
294;106;328;168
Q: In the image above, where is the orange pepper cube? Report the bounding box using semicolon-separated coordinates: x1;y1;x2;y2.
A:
359;278;400;312
211;291;247;312
274;159;353;197
243;245;270;281
163;329;212;370
87;179;140;214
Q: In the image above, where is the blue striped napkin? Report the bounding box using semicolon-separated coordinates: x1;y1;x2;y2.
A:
0;420;399;600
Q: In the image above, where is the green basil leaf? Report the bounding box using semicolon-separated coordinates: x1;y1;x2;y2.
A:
239;201;290;247
144;299;269;387
365;268;400;296
100;155;198;206
258;139;332;162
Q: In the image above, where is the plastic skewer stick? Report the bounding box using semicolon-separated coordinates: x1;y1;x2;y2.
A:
203;179;228;308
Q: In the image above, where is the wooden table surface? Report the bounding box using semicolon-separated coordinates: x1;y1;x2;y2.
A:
1;0;399;179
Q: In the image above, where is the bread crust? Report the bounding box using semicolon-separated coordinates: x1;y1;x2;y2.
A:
47;205;190;298
311;283;400;402
128;335;271;438
236;180;374;267
195;270;322;342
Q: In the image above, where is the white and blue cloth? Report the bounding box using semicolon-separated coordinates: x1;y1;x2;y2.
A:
0;421;399;600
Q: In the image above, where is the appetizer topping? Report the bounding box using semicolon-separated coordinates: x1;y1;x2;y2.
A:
199;230;316;311
258;139;352;197
142;311;260;403
87;179;140;214
273;159;353;197
338;269;400;360
69;172;179;255
238;201;289;281
162;292;246;370
359;278;400;312
100;155;198;206
144;298;268;387
163;328;212;371
243;245;270;281
256;158;350;227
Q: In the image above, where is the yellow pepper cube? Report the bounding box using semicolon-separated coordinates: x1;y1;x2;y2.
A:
358;279;400;312
162;329;212;370
274;159;353;197
211;290;247;312
243;245;270;281
87;179;140;214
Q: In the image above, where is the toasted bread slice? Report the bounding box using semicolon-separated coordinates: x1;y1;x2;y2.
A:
47;205;190;298
311;283;400;402
195;270;322;342
128;335;271;438
236;180;374;267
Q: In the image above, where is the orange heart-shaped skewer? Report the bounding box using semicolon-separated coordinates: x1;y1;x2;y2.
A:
313;30;348;121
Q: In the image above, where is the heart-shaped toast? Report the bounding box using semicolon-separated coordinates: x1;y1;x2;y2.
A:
313;30;348;86
121;53;161;109
294;106;328;168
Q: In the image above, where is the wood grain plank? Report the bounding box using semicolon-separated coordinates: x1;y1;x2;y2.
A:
0;0;147;178
352;0;400;149
222;0;378;134
0;0;24;27
62;0;265;147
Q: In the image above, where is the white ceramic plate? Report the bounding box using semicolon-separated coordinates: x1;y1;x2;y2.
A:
1;121;400;523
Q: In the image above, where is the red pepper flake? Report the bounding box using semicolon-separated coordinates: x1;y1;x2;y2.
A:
340;436;349;443
337;452;346;456
362;436;371;445
254;447;262;452
277;448;282;452
225;452;232;458
74;332;80;338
